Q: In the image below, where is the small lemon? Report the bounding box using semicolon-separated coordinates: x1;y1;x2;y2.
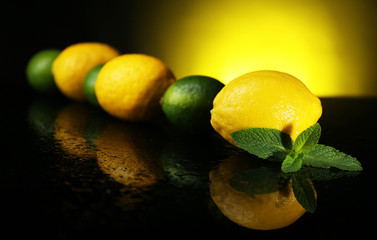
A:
211;70;322;145
95;54;176;121
52;42;120;101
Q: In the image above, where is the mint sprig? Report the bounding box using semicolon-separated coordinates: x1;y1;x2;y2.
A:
231;123;362;173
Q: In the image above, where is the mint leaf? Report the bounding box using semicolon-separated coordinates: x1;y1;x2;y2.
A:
231;128;293;161
293;123;321;153
302;144;362;171
281;151;304;173
292;175;317;213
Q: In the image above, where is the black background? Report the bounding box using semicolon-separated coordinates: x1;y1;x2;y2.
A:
3;0;377;238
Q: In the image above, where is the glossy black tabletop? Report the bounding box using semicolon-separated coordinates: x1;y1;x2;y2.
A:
2;92;377;238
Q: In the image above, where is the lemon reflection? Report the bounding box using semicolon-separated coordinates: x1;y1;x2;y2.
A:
53;103;96;159
53;104;164;208
94;122;164;188
210;153;314;230
94;122;165;210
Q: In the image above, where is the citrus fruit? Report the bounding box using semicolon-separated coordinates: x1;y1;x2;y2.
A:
161;75;224;131
210;70;322;145
210;153;313;230
95;53;176;121
26;49;61;94
52;42;120;101
83;64;104;106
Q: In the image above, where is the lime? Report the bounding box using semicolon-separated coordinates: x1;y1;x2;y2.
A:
161;75;224;131
26;49;61;94
83;64;104;106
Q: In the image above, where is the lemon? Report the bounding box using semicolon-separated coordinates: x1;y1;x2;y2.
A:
83;64;104;106
210;70;322;145
161;75;224;131
52;42;120;101
26;49;61;94
95;54;176;121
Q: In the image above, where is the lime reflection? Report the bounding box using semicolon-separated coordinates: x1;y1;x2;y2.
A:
28;96;64;137
209;152;314;230
161;135;220;189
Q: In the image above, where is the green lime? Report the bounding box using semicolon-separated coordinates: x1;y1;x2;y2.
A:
83;64;104;106
162;75;224;131
26;49;61;94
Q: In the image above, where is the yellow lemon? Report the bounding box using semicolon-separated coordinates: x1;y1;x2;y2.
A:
52;42;120;101
210;70;322;145
95;54;176;121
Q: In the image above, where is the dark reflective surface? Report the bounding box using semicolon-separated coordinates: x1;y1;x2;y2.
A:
2;94;377;238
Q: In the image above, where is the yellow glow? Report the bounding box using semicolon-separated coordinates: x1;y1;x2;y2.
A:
138;0;372;97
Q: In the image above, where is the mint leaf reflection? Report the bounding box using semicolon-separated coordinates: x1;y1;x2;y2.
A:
292;165;361;181
291;175;316;213
229;166;287;197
